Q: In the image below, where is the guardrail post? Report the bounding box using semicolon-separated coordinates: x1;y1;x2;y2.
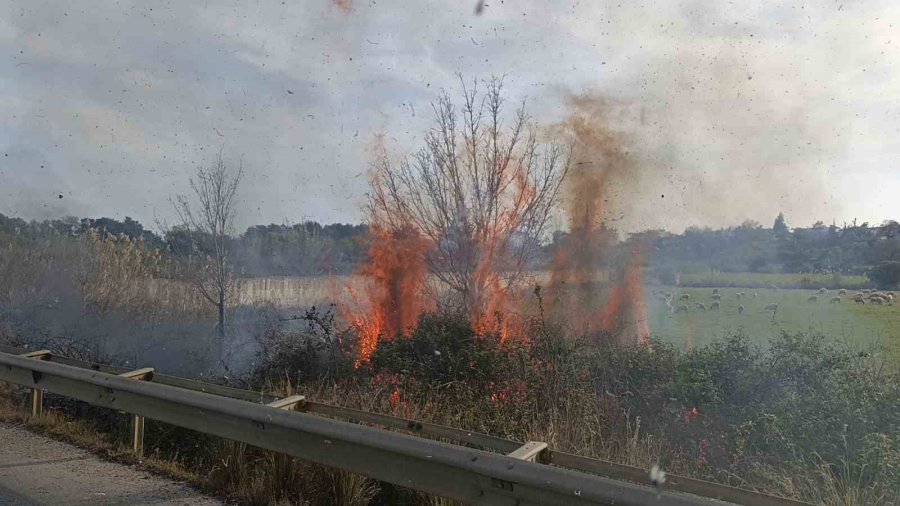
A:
118;368;154;456
507;441;549;463
20;350;52;418
267;395;306;411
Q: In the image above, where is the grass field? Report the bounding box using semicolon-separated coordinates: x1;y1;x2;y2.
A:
647;286;900;359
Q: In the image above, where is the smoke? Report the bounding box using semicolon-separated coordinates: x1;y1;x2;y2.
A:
536;0;887;233
547;79;847;234
6;0;896;231
552;94;641;233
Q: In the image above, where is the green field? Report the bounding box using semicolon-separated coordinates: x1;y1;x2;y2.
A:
647;286;900;359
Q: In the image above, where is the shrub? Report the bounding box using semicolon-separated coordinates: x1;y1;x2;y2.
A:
868;261;900;290
249;305;353;387
368;312;514;385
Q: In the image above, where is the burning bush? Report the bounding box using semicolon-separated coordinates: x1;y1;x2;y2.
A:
342;224;431;366
349;75;569;361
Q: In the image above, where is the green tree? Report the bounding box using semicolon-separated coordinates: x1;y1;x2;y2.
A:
773;212;788;235
868;261;900;289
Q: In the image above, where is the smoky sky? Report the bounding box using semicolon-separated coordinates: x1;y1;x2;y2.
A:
1;0;899;233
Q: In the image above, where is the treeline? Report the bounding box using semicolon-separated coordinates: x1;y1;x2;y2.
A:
166;222;366;276
3;212;899;287
0;213;367;276
627;214;900;289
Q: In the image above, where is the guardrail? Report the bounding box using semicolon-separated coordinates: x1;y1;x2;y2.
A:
0;344;809;506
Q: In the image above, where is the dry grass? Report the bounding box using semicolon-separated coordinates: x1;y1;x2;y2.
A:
270;378;672;480
205;439;378;505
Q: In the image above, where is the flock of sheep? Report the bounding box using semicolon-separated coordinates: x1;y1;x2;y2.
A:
805;287;895;305
844;288;895;305
655;286;895;316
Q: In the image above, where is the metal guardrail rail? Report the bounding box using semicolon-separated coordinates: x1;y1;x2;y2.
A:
0;344;809;506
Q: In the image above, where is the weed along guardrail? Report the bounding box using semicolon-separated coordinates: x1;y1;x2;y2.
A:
0;345;809;506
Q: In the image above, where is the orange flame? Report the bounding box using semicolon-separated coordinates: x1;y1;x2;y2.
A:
342;224;430;366
547;93;650;344
470;173;535;342
600;247;650;345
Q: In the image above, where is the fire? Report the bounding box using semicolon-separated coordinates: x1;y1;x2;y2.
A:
342;224;430;365
600;247;650;345
470;173;536;342
347;87;652;360
471;270;524;342
547;93;650;344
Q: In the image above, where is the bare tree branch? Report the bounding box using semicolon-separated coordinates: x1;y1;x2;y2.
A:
170;149;243;358
369;77;570;320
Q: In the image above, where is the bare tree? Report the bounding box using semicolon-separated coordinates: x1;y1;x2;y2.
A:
369;75;570;320
171;151;242;354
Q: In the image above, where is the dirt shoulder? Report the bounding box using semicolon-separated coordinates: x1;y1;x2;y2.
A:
0;421;221;505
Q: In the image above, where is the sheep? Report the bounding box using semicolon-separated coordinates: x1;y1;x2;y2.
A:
871;295;891;304
764;303;778;312
735;292;743;299
752;292;758;298
695;302;707;311
853;296;866;304
829;297;841;304
679;293;691;301
737;304;745;314
676;305;689;313
807;295;818;302
710;301;720;311
819;287;827;294
838;289;847;295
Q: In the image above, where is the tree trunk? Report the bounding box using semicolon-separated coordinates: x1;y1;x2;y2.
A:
217;291;225;337
217;290;225;365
